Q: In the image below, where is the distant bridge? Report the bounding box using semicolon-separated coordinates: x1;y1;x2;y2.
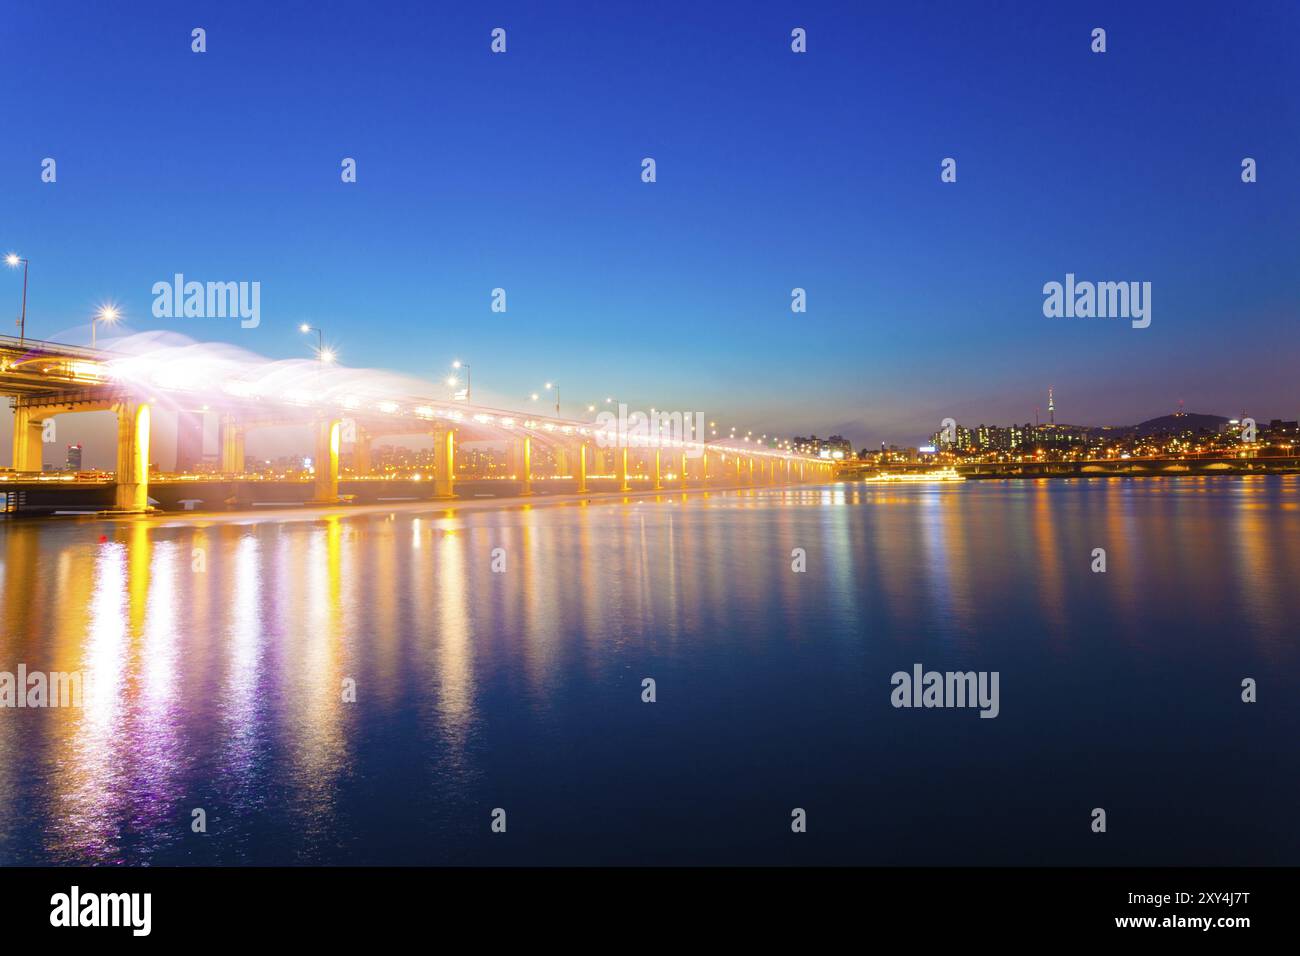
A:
1;334;834;514
956;456;1300;478
832;455;1300;481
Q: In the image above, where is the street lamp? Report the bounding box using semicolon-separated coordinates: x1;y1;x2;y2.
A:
300;324;333;362
91;305;120;349
5;253;29;343
544;382;559;417
451;360;471;401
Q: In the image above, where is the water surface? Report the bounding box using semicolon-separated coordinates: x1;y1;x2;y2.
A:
1;478;1297;865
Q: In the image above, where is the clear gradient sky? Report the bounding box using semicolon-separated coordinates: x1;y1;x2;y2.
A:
3;0;1299;460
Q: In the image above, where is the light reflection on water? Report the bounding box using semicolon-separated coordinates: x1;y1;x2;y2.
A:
1;478;1298;865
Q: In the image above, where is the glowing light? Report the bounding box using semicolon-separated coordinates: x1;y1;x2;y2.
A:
67;361;106;382
378;401;399;414
5;254;19;267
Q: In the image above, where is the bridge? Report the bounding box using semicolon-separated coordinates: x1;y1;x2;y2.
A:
0;333;834;515
833;454;1300;481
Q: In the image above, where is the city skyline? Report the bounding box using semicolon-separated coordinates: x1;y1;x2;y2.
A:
2;0;1296;921
3;1;1298;452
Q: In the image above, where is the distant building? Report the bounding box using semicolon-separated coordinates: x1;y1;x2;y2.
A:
791;434;854;460
824;435;853;460
65;444;82;472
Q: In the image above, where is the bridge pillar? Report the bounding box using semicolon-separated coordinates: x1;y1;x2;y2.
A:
617;446;630;492
577;442;589;493
680;450;689;489
219;415;246;474
432;426;455;498
516;435;533;495
353;429;373;475
652;447;662;490
11;406;45;472
555;445;569;478
310;419;341;504
702;449;710;486
113;400;151;512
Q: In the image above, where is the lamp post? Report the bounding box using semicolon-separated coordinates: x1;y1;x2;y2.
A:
299;323;336;363
300;323;324;360
545;382;560;417
91;305;119;349
5;254;28;343
451;360;471;401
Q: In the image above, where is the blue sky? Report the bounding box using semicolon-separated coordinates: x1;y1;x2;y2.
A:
3;0;1298;458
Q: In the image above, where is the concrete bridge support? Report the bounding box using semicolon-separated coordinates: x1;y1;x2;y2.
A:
114;400;151;512
680;450;689;490
432;426;455;498
219;415;246;474
353;428;373;475
515;435;533;495
310;418;341;504
576;442;589;493
11;406;45;472
617;446;630;492
652;447;663;490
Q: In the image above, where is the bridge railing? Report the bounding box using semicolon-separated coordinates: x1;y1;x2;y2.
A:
0;334;110;361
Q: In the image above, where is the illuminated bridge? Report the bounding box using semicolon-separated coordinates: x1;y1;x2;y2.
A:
0;333;834;514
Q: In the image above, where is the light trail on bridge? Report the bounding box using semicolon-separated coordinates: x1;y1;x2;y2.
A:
1;332;834;513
